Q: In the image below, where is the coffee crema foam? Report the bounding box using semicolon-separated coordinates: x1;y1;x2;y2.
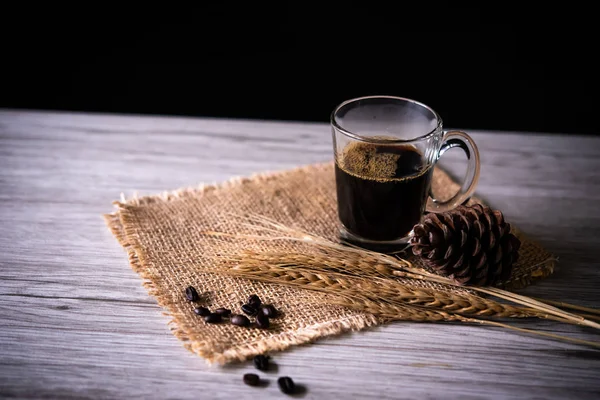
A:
339;141;431;182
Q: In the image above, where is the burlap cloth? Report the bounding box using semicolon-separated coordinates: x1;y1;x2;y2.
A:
104;162;556;365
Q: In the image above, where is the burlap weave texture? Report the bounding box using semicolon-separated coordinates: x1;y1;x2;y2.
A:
105;162;555;364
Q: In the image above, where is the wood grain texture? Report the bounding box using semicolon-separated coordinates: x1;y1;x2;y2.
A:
1;109;599;400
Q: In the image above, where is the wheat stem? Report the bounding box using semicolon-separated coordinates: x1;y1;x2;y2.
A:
473;287;600;330
568;312;600;323
461;317;600;349
324;296;600;349
530;297;600;316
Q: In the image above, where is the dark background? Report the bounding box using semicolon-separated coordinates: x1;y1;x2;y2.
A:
2;5;597;135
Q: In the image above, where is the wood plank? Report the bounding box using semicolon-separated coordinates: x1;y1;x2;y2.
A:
1;109;599;399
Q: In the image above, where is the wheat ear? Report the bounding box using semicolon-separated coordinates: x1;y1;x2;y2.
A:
216;261;552;319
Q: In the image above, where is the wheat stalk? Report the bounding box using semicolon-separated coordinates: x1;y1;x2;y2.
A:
215;260;551;319
323;295;600;348
531;297;600;316
206;213;451;284
225;250;425;281
220;248;600;329
473;286;600;329
205;214;600;330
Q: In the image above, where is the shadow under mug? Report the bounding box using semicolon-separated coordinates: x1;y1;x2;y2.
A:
331;95;480;250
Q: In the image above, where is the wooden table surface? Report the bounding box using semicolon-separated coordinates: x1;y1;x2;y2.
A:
1;109;599;399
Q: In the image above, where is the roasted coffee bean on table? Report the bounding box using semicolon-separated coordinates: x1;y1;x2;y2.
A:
278;376;296;394
260;304;278;318
193;306;211;317
253;355;270;371
243;373;260;387
214;308;231;317
204;313;222;324
256;312;270;329
241;303;258;316
248;294;261;307
231;314;250;327
184;286;199;302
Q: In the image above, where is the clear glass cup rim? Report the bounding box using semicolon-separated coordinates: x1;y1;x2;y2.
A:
330;95;444;144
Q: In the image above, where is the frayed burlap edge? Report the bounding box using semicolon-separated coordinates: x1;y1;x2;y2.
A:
104;161;557;364
500;228;557;291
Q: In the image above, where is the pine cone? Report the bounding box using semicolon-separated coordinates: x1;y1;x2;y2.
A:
410;204;521;286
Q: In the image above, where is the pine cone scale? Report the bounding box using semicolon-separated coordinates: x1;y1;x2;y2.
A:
444;245;454;259
429;231;441;246
473;252;487;270
487;230;497;249
471;237;481;257
492;209;504;225
460;230;468;247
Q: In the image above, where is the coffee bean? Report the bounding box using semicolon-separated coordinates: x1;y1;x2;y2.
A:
248;294;262;307
241;303;258;316
256;312;270;329
231;314;250;327
261;304;278;318
278;376;295;394
185;286;199;302
253;354;270;371
243;373;260;386
193;306;210;316
214;308;231;317
204;313;222;323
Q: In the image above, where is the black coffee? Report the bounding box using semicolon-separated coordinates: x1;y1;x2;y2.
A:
335;141;433;242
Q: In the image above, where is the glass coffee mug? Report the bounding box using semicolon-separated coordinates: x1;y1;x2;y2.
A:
331;95;480;249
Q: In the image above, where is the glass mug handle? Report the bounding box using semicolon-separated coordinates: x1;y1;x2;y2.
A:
428;130;481;212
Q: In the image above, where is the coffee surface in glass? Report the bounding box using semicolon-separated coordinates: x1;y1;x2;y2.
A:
335;139;433;242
